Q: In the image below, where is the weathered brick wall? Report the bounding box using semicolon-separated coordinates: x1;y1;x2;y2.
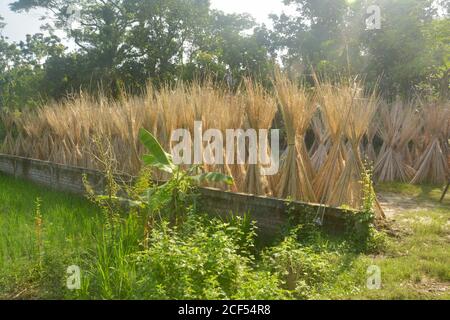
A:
197;188;355;239
0;154;106;194
0;153;358;239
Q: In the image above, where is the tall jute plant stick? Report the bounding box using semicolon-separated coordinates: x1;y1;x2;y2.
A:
200;85;245;191
0;111;18;155
330;82;380;212
310;113;330;173
364;110;379;164
220;92;246;192
243;78;277;196
374;100;420;182
1;78;447;208
312;78;351;205
274;71;317;202
411;103;449;184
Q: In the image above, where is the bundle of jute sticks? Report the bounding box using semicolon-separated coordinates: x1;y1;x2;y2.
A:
1;76;448;215
372;100;449;185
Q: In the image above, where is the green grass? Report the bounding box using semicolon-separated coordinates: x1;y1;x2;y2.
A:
0;173;449;300
322;182;450;299
309;180;448;300
0;173;104;299
336;206;450;300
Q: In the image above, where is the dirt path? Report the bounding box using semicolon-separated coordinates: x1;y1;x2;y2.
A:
377;192;442;218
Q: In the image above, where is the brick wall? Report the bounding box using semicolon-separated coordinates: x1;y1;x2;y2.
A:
0;153;359;239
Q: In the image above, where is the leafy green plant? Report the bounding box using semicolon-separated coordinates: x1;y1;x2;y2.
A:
137;128;233;223
351;164;387;253
83;128;234;229
261;227;336;299
130;213;288;300
34;197;43;271
139;128;233;185
77;129;258;299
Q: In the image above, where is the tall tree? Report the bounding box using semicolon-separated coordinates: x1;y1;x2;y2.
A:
10;0;133;96
271;0;449;98
270;0;350;77
187;11;274;84
360;0;439;97
125;0;210;85
10;0;214;90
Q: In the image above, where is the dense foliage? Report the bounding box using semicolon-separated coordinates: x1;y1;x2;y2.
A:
2;172;449;300
0;0;448;109
66;127;382;299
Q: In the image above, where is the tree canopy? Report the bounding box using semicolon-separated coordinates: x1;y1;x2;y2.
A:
0;0;448;109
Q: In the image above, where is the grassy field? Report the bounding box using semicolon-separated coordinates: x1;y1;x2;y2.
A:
0;173;448;300
0;173;104;299
338;183;450;299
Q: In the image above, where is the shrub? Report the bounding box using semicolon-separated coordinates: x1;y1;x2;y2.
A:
261;229;337;299
78;211;289;300
130;214;289;300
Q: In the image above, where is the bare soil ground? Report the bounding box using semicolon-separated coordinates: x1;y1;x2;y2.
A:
378;192;441;218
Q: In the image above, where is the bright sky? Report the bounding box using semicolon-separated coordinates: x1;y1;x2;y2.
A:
210;0;295;24
0;0;295;42
0;1;46;41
